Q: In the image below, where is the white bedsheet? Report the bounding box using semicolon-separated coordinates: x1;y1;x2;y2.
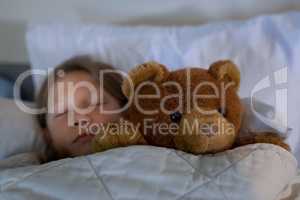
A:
0;144;297;200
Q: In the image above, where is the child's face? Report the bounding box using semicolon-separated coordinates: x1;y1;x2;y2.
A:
45;71;122;158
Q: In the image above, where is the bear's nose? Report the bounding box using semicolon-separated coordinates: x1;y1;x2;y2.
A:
170;111;182;123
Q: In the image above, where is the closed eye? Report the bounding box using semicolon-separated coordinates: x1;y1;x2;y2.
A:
55;111;67;118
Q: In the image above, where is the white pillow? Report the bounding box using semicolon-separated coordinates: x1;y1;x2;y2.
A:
0;98;45;160
26;12;300;98
25;12;300;155
240;98;291;136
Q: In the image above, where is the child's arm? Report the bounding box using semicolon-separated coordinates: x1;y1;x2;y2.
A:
92;120;147;153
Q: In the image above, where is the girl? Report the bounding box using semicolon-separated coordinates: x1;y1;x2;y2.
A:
36;55;127;161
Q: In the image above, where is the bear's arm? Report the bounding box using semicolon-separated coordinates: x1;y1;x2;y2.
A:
233;132;290;151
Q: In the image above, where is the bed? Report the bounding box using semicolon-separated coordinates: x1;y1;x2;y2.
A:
1;11;300;200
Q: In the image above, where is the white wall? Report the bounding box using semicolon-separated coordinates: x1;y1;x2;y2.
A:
1;0;300;63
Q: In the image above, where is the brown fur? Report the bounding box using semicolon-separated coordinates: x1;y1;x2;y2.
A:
92;60;290;154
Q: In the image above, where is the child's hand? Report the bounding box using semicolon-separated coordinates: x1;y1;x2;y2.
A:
91;120;147;153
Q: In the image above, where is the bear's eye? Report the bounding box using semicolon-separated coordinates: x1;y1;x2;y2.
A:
170;111;182;123
217;108;226;116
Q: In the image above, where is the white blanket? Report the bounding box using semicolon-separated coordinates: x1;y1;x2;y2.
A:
0;144;297;200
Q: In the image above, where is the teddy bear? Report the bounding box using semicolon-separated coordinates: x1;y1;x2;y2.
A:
92;60;290;154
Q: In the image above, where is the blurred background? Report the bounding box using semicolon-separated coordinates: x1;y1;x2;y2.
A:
0;0;300;101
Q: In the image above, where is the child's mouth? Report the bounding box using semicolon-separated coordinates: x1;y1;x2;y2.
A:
73;133;95;144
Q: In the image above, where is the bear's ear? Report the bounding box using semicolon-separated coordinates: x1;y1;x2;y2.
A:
122;61;169;98
208;60;240;91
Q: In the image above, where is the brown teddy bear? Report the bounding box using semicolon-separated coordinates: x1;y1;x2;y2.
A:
92;60;290;154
